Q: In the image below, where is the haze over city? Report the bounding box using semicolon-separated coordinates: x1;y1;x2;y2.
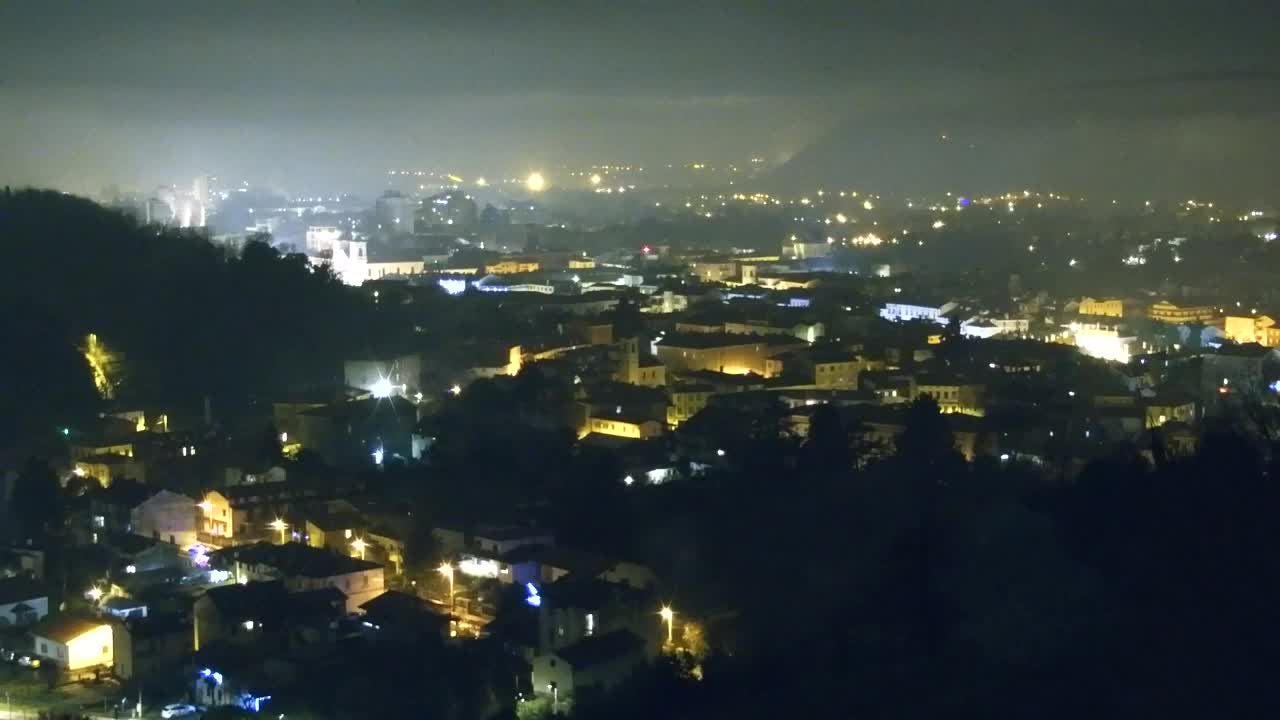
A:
2;1;1278;199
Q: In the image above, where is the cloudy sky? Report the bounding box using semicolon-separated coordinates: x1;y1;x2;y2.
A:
1;1;1276;199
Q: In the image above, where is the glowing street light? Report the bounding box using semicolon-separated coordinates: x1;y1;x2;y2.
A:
268;518;288;544
371;377;394;399
659;606;675;645
351;537;367;560
86;586;103;603
589;173;602;186
449;384;462;396
438;563;455;609
475;177;488;187
525;172;546;193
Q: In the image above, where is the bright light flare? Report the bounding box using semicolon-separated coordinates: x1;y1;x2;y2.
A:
525;172;546;192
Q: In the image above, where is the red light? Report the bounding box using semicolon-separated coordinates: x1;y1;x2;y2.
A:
641;245;651;254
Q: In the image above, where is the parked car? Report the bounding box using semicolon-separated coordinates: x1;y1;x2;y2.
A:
160;704;197;718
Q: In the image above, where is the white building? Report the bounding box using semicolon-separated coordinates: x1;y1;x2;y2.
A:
305;226;342;253
131;490;199;548
30;615;131;679
880;301;957;324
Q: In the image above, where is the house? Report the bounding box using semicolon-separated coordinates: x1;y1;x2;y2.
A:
73;453;147;487
503;545;656;591
127;613;193;679
0;577;48;627
131;490;199;548
304;510;366;552
433;524;555;558
29;614;132;679
530;629;649;702
358;590;450;645
197;491;234;544
193;580;346;652
214;542;385;614
583;413;664;440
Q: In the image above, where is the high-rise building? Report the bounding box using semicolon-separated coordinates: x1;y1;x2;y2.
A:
375;191;416;234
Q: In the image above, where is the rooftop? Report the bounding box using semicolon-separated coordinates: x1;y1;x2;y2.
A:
29;613;112;643
0;576;47;605
216;542;381;578
657;331;796;350
555;629;646;669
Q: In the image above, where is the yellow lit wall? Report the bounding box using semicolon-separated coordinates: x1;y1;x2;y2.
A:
1078;298;1125;318
367;260;426;279
667;390;712;427
1148;301;1218;324
655;342;774;376
1224;315;1280;346
200;491;233;539
66;624;114;671
585;417;662;439
486;260;540;274
568;258;596;269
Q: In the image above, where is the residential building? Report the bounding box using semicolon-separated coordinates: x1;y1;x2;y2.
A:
912;375;985;415
1148;300;1218;325
29;614;132;679
216;542;386;613
1223;314;1280;346
305;226;342;253
131;490;199;548
198;491;233;544
583;414;664;440
0;577;49;627
193;580;346;652
667;384;714;427
531;629;649;703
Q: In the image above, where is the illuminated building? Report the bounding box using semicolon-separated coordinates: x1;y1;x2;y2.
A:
1077;297;1127;318
131;490;201;548
689;259;740;283
1145;394;1196;429
73;454;146;487
912;375;986;415
216;541;385;614
667;384;714;427
30;614;131;679
305;225;342;253
198;491;233;543
583;413;664;440
485;258;541;274
530;630;648;702
193;665;275;714
1071;323;1137;363
1148;300;1218;325
880;300;958;324
655;332;802;377
1223;314;1280;346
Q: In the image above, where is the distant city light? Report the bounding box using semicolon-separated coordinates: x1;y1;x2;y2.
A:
590;173;602;186
932;220;945;229
863;199;875;211
475;177;488;187
525;172;546;192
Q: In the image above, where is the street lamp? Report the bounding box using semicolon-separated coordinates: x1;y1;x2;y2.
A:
659;606;674;646
351;537;367;560
438;562;455;609
268;518;288;544
87;586;103;603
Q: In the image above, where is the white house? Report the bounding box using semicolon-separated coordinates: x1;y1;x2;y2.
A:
29;614;131;679
0;577;48;627
131;490;199;548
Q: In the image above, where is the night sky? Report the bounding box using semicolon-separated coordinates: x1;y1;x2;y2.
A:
1;1;1277;199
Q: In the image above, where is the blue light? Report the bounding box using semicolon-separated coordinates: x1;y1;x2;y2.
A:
958;197;970;207
199;668;223;685
525;582;542;608
1270;380;1280;393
